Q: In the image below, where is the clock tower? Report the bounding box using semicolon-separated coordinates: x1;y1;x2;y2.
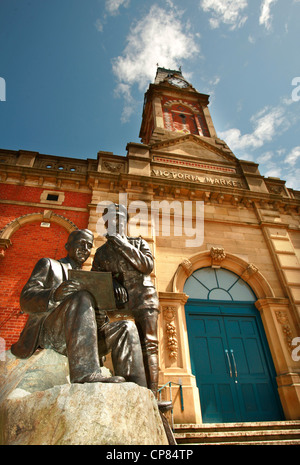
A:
139;67;218;145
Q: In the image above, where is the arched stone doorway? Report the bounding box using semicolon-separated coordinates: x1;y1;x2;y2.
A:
183;267;284;423
159;248;298;423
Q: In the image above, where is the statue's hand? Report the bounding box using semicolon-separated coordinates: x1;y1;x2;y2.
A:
53;280;83;302
113;279;128;305
107;233;129;247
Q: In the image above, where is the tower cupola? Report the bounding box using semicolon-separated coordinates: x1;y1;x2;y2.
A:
139;67;217;145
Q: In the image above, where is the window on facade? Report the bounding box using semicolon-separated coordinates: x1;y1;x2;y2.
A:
46;194;59;201
171;105;198;135
162;100;210;137
184;267;256;302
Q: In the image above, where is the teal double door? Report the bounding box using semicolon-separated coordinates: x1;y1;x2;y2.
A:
185;301;283;423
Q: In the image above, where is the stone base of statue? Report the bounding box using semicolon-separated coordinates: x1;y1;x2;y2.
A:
0;349;168;445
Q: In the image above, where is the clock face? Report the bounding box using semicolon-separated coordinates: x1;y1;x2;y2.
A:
168;77;189;88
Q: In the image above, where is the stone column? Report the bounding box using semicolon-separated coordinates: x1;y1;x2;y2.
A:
256;297;300;420
158;291;202;424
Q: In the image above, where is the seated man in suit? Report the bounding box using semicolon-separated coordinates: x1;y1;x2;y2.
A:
11;229;147;388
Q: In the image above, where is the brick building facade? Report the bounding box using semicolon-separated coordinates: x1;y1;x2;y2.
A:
0;161;91;347
1;68;300;424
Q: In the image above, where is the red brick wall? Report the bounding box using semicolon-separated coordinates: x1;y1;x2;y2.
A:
0;184;91;230
0;183;92;206
0;183;92;350
0;221;70;349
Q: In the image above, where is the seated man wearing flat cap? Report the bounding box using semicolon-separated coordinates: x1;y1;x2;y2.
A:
11;229;147;388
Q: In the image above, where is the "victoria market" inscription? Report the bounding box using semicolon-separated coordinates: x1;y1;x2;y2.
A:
152;169;243;188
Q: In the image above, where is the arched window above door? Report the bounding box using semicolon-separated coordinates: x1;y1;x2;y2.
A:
184;267;256;302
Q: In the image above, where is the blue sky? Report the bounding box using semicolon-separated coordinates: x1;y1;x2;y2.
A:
0;0;300;189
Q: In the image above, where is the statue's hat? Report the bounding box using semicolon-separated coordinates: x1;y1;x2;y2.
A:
103;204;128;221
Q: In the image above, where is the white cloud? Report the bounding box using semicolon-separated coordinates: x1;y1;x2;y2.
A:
265;166;282;178
200;0;248;30
209;76;221;86
114;82;137;123
257;150;289;180
257;151;273;163
262;155;282;178
95;0;130;32
259;0;278;30
219;102;300;189
285;146;300;166
112;5;200;122
283;167;300;190
219;104;288;152
95;18;104;32
288;173;300;190
105;0;130;15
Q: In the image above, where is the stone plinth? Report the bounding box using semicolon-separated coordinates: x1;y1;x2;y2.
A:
0;349;168;445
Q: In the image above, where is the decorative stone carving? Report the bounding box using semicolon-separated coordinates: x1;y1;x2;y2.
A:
180;259;193;276
275;311;293;350
162;306;178;360
103;161;123;173
268;185;283;195
35;158;87;173
242;198;253;208
241;264;259;282
0;154;17;165
231;196;240;206
210;247;226;268
0;238;11;258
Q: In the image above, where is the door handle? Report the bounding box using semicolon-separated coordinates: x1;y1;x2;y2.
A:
230;349;238;378
225;349;232;377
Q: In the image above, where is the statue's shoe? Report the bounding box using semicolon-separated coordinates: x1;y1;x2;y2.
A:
157;400;173;412
75;372;125;384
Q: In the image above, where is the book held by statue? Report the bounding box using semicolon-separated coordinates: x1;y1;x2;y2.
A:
68;270;117;312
